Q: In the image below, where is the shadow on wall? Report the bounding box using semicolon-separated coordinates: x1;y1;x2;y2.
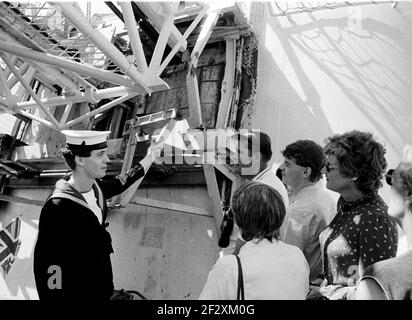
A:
254;2;412;164
252;3;334;161
257;44;334;160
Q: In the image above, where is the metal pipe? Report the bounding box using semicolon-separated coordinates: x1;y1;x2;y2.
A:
52;2;151;94
32;62;81;96
3;55;17;80
19;109;58;130
8;62;30;90
0;40;136;88
11;66;36;100
95;86;134;99
0;28;82;95
149;13;175;70
175;4;205;19
137;2;187;52
191;12;220;68
65;70;97;91
15;86;135;110
119;2;148;73
0;67;12;100
61;93;138;129
16;93;85;110
0;100;57;130
59;103;72;125
1;53;60;128
157;5;208;76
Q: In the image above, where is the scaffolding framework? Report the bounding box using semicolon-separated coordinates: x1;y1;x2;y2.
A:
0;1;225;131
0;1;249;233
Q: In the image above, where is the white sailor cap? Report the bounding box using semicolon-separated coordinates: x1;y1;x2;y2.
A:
61;130;110;153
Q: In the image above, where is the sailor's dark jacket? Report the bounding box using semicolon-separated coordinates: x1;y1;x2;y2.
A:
33;164;145;300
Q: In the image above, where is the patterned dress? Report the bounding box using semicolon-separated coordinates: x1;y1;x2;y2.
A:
318;192;398;299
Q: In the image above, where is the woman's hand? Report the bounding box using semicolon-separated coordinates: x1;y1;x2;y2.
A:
306;278;327;300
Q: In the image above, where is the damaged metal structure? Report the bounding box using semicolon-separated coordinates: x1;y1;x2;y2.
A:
0;1;257;299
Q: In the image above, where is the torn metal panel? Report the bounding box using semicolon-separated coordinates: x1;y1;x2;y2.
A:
216;38;236;129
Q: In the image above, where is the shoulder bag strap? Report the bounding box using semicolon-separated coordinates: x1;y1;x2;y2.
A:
234;255;245;300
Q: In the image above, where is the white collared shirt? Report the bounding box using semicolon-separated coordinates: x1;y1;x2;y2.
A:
253;165;289;208
81;189;103;224
199;239;309;300
283;182;336;281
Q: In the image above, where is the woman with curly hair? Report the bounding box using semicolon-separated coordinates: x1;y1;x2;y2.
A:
308;131;398;300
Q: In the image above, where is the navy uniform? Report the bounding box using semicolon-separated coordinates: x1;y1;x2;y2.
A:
33;130;146;299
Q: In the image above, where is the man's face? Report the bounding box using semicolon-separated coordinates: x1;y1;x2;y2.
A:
279;157;307;190
79;148;109;179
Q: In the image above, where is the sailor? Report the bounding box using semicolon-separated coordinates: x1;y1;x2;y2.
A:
33;129;164;300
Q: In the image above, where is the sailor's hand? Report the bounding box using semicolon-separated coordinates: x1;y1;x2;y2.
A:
147;136;165;163
139;137;165;172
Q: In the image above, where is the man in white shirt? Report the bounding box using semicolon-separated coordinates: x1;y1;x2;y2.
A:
227;130;289;255
279;140;336;282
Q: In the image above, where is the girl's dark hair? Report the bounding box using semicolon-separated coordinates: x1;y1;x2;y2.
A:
232;181;286;242
324;130;387;193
